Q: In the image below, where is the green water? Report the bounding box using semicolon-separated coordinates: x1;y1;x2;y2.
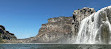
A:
0;44;110;49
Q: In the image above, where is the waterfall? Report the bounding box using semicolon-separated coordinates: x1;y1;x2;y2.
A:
75;6;111;44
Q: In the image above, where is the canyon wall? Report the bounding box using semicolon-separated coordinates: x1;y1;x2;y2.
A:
3;7;96;43
26;7;95;43
5;6;111;44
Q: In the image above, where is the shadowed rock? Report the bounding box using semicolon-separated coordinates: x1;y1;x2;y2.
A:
0;25;17;42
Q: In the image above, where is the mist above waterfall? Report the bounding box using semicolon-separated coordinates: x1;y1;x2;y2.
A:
75;6;111;44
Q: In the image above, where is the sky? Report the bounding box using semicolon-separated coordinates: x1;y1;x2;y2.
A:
0;0;111;39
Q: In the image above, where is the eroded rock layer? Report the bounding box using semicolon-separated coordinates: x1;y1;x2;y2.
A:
29;17;73;43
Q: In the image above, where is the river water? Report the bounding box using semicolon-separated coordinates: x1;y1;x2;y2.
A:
0;44;111;49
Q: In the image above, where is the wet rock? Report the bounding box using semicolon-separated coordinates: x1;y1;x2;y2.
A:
101;24;110;44
72;7;95;35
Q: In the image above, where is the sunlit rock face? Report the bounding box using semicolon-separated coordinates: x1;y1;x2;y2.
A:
75;6;111;44
29;17;73;43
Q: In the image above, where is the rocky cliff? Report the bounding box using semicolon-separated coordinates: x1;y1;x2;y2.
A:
72;7;95;35
27;17;73;43
23;7;95;43
4;7;96;43
5;6;111;44
0;25;17;43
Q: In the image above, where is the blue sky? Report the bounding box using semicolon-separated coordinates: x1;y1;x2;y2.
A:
0;0;111;39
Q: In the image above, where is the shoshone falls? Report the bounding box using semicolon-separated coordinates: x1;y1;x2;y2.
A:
1;6;111;49
74;6;111;44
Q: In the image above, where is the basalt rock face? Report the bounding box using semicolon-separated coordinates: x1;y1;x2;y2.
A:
0;25;17;41
29;17;73;43
72;7;95;35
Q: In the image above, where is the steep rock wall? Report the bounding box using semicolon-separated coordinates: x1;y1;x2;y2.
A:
27;7;95;43
72;7;95;35
30;17;73;43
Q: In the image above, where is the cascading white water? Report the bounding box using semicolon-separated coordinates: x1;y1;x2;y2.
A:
75;6;111;44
